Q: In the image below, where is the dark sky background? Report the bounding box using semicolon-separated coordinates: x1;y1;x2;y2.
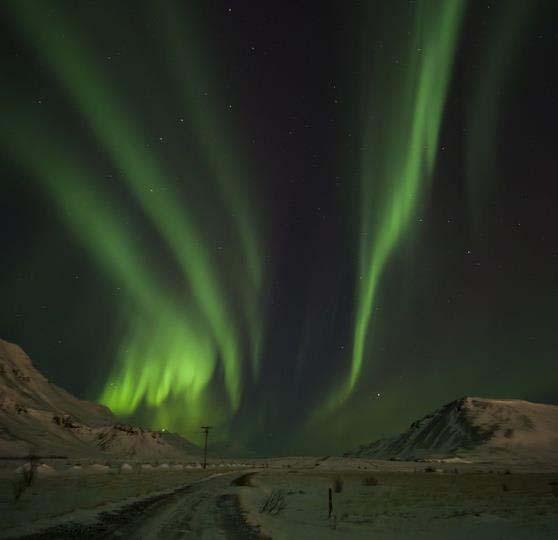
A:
1;1;557;455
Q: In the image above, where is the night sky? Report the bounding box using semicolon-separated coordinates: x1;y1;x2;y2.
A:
1;1;557;455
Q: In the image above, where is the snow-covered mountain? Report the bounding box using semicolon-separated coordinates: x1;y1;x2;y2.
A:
347;397;558;464
0;338;198;459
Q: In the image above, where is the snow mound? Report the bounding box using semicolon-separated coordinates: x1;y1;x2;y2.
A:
36;463;57;475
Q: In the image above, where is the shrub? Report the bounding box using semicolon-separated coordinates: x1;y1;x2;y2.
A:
362;475;379;486
12;456;37;502
259;490;286;515
333;476;343;493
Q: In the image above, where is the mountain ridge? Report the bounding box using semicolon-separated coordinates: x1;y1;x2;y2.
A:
0;338;199;459
346;396;558;464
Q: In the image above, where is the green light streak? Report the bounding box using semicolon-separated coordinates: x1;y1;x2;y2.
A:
344;1;465;401
160;2;265;375
2;112;218;431
5;1;264;431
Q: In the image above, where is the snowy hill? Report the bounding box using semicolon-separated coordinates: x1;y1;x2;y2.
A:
0;338;198;459
347;397;558;464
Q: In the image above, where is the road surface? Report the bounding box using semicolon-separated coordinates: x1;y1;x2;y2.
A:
17;472;266;539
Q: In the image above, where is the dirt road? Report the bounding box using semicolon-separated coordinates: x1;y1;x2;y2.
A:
15;472;266;539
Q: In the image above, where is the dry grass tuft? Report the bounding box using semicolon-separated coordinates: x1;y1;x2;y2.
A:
12;456;38;502
333;476;344;493
259;490;286;515
362;475;379;486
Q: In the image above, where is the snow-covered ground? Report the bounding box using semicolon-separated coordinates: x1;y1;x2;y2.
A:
1;457;557;539
240;466;558;539
0;461;215;537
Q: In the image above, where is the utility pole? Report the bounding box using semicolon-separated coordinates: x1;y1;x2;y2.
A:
201;426;212;469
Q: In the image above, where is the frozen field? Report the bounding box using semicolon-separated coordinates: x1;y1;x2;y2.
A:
241;467;558;539
0;460;241;538
1;457;557;538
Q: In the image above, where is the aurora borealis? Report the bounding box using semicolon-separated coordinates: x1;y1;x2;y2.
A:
2;1;558;454
343;1;464;402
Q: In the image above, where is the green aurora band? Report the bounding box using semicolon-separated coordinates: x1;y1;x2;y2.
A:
4;1;264;438
343;1;465;401
3;120;217;421
4;1;543;450
158;2;265;376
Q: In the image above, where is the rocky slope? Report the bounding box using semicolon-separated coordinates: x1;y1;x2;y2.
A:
0;338;198;459
347;397;558;464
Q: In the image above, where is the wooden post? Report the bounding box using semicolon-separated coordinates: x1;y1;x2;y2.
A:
201;426;212;469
